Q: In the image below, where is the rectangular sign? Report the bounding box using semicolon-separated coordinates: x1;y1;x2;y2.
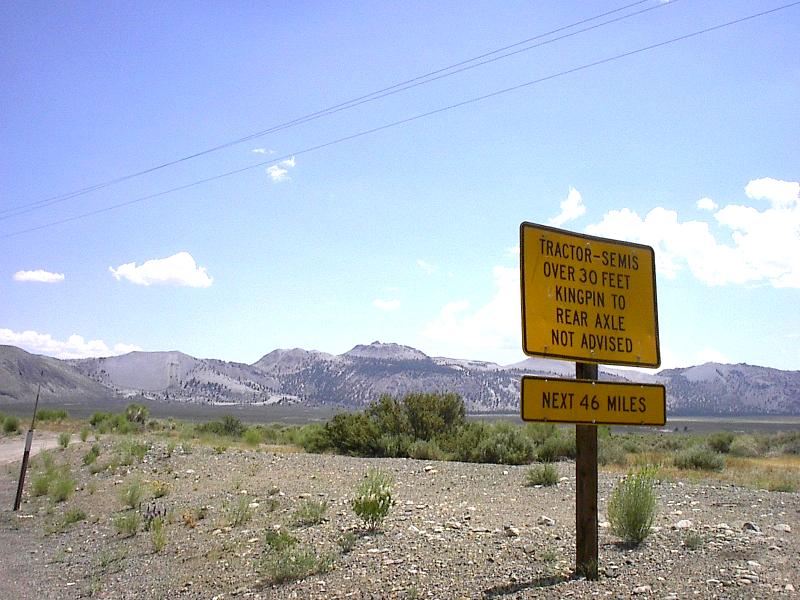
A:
520;222;660;367
521;376;666;426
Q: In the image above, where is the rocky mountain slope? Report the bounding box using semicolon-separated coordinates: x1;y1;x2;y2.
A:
1;343;799;415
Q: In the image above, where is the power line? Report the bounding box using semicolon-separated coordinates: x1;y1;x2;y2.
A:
3;1;798;240
1;0;662;220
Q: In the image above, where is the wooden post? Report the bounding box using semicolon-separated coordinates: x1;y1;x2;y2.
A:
13;381;41;511
575;362;598;579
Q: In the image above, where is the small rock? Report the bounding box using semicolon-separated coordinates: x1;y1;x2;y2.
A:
537;515;555;526
742;522;761;533
632;585;651;594
504;525;520;537
674;519;693;529
785;584;795;592
773;523;791;533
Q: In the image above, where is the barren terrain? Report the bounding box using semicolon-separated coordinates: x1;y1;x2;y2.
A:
0;434;797;599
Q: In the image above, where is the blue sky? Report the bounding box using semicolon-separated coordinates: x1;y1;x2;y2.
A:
1;1;798;371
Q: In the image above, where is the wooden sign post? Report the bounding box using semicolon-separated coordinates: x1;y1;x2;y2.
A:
519;222;663;580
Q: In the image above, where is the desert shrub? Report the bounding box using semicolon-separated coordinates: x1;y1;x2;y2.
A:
227;496;253;527
403;392;465;441
83;444;100;465
150;517;166;553
264;529;298;551
598;440;628;466
119;478;143;509
79;427;90;442
31;470;54;497
525;464;559;486
674;446;725;471
296;424;332;453
196;415;246;438
525;422;560;445
728;435;760;457
653;435;688;452
476;423;535;465
407;439;448;461
772;431;800;455
64;507;87;525
621;437;642;454
37;408;69;422
683;531;705;550
150;480;170;498
114;512;140;537
114;438;149;465
352;469;394;530
125;403;149;424
366;395;411;437
442;422;486;462
259;546;333;584
48;472;76;503
607;467;658;544
377;433;413;458
536;434;576;462
58;432;71;449
243;427;262;447
292;499;328;526
708;432;735;453
3;415;20;434
337;531;358;553
89;412;113;427
325;412;381;456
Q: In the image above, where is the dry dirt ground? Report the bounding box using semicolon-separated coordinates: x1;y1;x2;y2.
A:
0;435;797;600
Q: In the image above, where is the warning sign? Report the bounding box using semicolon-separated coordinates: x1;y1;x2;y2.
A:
521;376;666;426
520;222;660;367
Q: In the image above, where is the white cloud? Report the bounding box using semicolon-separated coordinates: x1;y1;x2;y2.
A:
266;157;297;182
745;177;799;209
586;178;800;288
251;148;269;154
12;269;65;283
416;259;438;275
109;252;213;288
0;328;140;359
696;197;717;211
423;266;520;359
373;298;401;311
548;187;585;227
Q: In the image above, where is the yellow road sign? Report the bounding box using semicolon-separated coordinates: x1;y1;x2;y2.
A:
520;222;660;367
521;376;666;426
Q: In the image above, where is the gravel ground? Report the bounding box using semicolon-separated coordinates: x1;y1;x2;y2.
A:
0;437;797;599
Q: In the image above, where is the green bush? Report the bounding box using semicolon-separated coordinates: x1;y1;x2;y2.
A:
227;496;253;527
196;415;246;438
292;499;328;527
708;432;735;453
58;432;71;449
607;467;658;544
376;433;413;458
442;422;486;462
48;472;76;503
674;446;725;471
536;435;576;462
114;512;140;537
264;529;298;551
150;517;166;553
325;412;381;456
476;423;535;465
3;415;20;434
525;422;560;445
352;469;394;530
407;439;448;461
259;546;333;584
525;464;559;486
37;408;69;422
125;403;149;424
729;435;760;457
598;440;628;466
79;427;90;442
243;427;262;447
83;443;101;465
403;392;465;441
119;478;143;509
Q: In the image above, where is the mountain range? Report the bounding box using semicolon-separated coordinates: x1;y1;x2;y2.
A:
1;342;798;415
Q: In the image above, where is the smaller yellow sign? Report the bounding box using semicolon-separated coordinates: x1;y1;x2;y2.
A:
521;376;666;426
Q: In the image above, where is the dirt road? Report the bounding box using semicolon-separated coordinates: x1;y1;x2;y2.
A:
0;431;60;465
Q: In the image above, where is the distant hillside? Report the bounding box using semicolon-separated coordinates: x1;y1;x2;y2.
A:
0;345;111;405
1;343;799;415
658;362;800;415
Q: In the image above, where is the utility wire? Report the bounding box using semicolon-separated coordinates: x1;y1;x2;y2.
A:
1;0;660;219
3;1;799;240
